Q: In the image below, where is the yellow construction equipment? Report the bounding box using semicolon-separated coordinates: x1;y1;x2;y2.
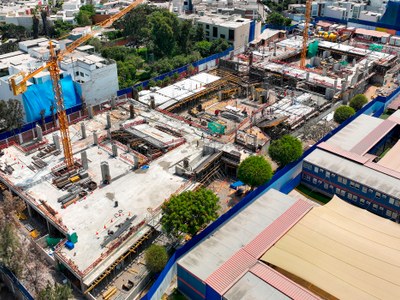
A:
300;0;312;69
9;0;144;170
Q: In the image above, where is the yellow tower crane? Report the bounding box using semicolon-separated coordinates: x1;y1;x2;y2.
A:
300;0;312;69
9;0;144;170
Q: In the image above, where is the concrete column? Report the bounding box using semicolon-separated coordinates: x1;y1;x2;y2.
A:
81;150;88;170
334;79;338;92
322;67;327;76
53;133;60;150
81;122;87;139
87;105;94;119
129;104;135;119
305;72;310;82
112;144;118;157
36;124;43;141
273;43;277;56
352;58;356;67
26;204;32;218
218;91;222;101
106;112;111;129
107;129;112;140
93;131;98;145
101;161;111;183
18;134;23;144
111;96;116;109
150;96;155;109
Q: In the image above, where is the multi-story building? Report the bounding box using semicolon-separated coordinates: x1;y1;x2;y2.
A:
180;14;261;49
301;110;400;222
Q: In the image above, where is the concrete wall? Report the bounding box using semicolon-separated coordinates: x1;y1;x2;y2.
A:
76;63;118;106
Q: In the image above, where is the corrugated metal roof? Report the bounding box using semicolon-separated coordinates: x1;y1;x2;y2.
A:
351;119;397;155
244;200;313;258
250;263;321;300
205;249;257;295
318;142;370;164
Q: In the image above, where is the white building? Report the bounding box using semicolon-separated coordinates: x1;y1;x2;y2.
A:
0;38;118;121
180;14;261;50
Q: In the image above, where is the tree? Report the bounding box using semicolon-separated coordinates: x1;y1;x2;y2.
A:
53;20;74;38
41;10;48;36
210;38;229;54
268;135;303;166
0;43;18;55
38;282;72;300
266;12;292;27
178;20;192;54
194;40;212;57
75;5;95;26
4;99;24;135
149;11;177;57
32;15;39;39
349;94;368;111
237;155;273;188
334;105;355;124
161;188;220;236
144;245;168;273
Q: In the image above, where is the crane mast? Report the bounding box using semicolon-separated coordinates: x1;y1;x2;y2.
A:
48;41;74;169
300;0;312;69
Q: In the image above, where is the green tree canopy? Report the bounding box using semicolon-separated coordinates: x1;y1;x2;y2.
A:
237;155;273;188
349;94;368;111
334;105;355;124
53;20;74;38
194;40;212;57
144;245;168;273
161;188;220;236
75;5;95;26
38;282;73;300
268;135;303;167
266;12;292;26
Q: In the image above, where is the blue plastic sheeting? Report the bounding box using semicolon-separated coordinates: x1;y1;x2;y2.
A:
230;181;244;189
249;20;256;43
380;1;400;26
141;165;149;170
0;264;34;300
22;75;81;123
65;241;75;250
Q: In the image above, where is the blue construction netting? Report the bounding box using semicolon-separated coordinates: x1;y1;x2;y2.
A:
22;75;81;123
142;85;400;300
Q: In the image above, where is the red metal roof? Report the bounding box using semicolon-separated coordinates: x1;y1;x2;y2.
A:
205;199;313;295
205;249;257;295
244;199;313;258
317;142;370;164
351;120;397;155
250;263;321;300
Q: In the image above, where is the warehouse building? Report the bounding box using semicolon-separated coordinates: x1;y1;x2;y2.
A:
301;109;400;221
177;188;400;299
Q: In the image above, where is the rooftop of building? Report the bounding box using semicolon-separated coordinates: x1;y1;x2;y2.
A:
261;195;400;299
180;13;252;28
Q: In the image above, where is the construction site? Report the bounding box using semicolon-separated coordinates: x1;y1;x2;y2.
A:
1;0;400;298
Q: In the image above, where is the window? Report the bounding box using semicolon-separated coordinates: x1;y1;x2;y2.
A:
392;212;398;219
75;71;79;76
342;178;347;185
362;186;367;193
326;171;331;178
340;190;345;197
372;204;378;210
395;200;400;207
389;197;395;204
368;188;373;193
303;162;312;170
205;31;210;36
355;183;360;190
350;181;355;188
80;72;84;77
206;24;210;29
220;34;225;39
324;183;328;189
376;192;381;198
336;188;340;194
347;193;353;200
213;27;218;38
312;178;317;184
379;206;384;211
360;198;365;204
353;195;357;201
386;210;393;217
314;166;319;173
338;176;342;183
228;29;234;41
382;194;387;199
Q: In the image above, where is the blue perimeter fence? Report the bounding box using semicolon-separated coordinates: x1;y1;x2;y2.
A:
141;86;400;300
0;264;34;300
314;16;400;33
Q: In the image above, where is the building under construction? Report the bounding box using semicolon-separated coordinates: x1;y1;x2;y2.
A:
0;94;245;299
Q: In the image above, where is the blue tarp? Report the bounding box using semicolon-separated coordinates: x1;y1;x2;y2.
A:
230;181;244;189
22;75;81;123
